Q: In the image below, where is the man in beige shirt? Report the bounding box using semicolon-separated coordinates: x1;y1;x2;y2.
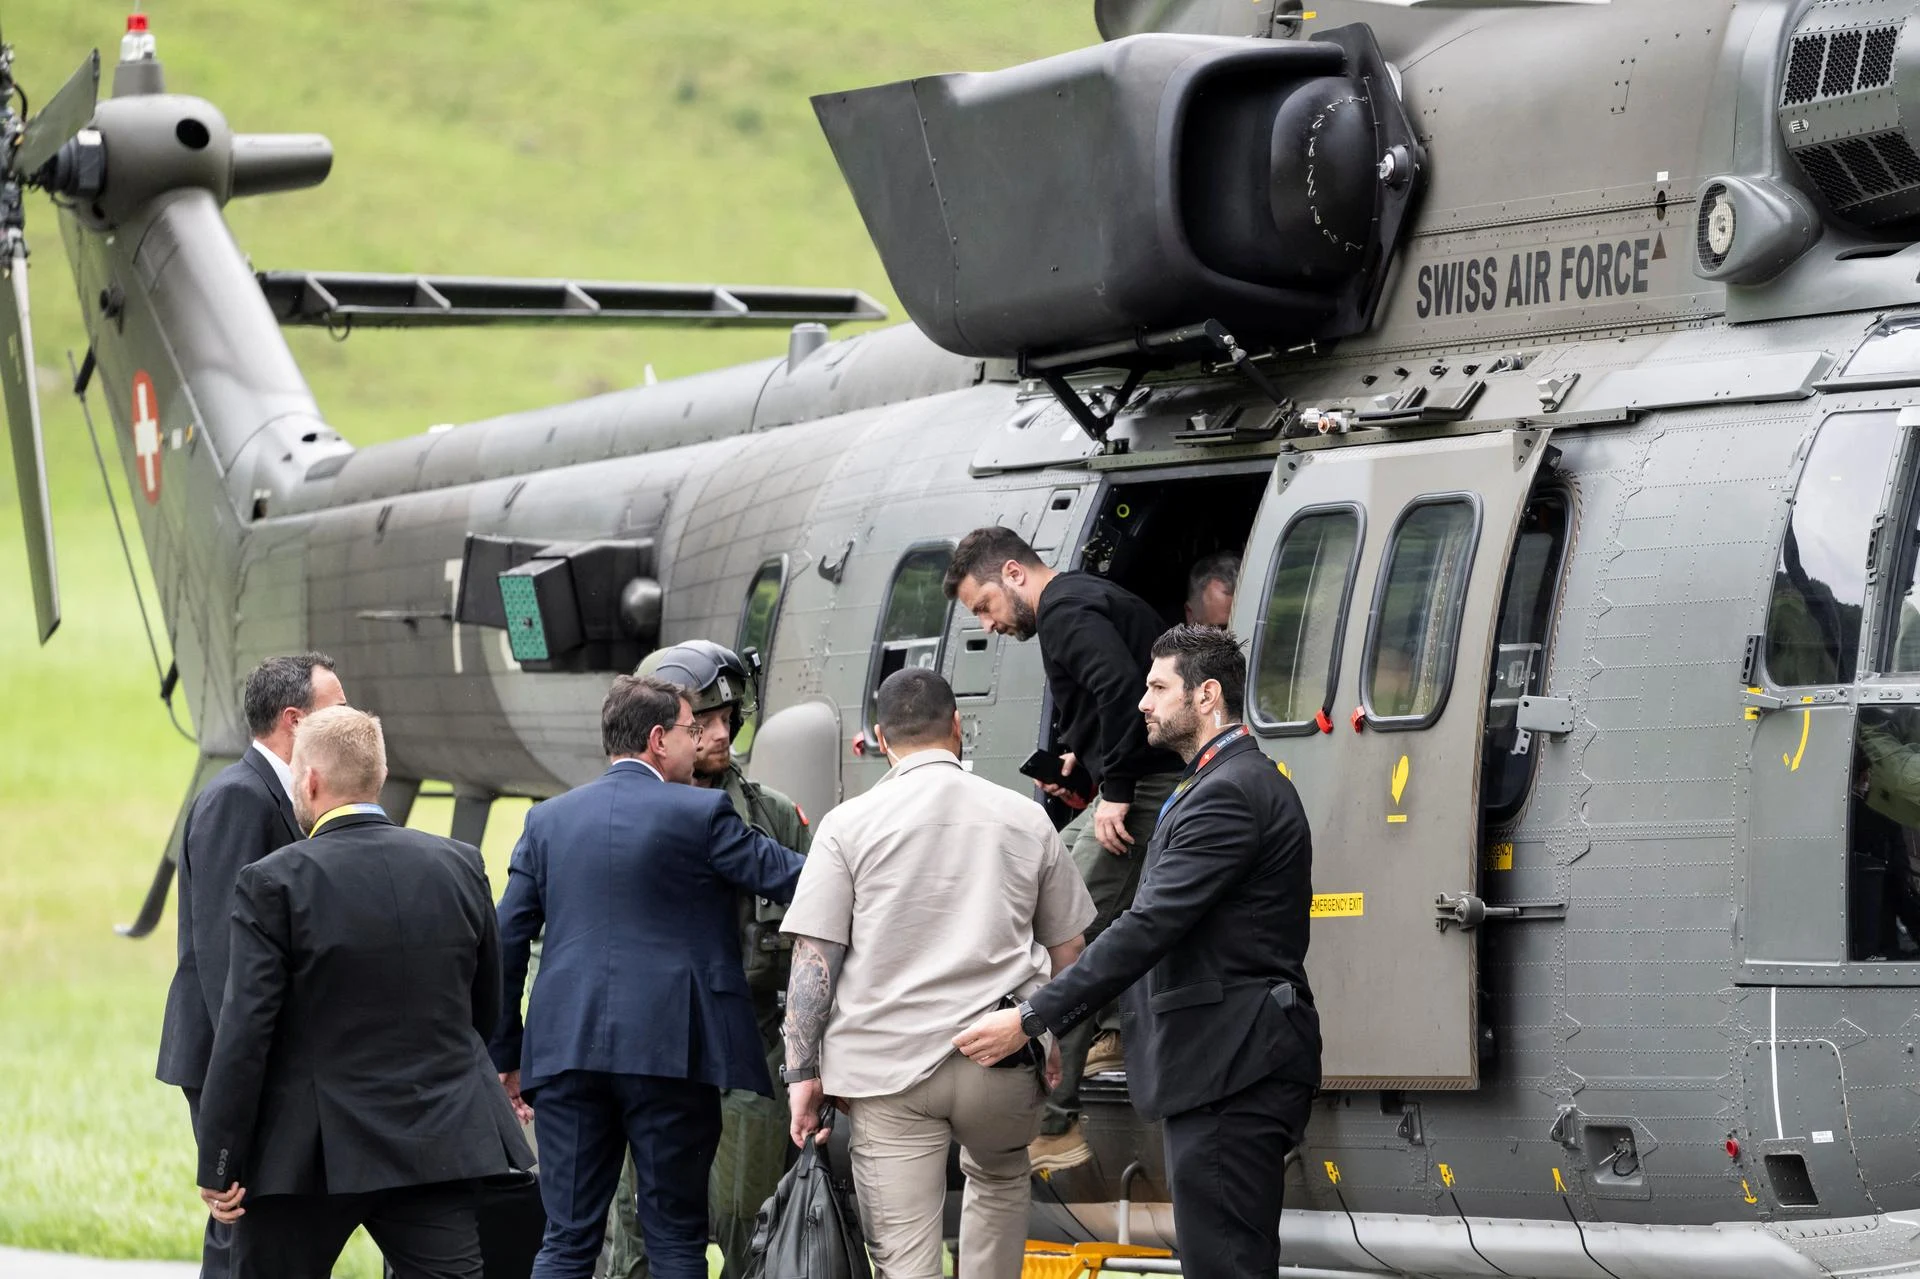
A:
780;667;1096;1279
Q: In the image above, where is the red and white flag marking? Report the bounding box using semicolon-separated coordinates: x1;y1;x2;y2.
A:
131;370;162;504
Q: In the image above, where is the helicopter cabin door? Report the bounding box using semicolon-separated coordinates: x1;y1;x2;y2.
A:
1236;428;1553;1089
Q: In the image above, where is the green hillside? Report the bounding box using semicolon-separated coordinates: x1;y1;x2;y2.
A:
0;3;1094;1268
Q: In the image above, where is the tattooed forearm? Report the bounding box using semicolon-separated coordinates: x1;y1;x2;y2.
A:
782;936;845;1071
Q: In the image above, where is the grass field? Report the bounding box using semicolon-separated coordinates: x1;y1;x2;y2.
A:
0;3;1094;1271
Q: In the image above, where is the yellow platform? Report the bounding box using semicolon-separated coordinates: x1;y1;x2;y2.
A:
1020;1240;1174;1277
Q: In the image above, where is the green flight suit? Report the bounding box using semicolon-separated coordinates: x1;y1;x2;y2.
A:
598;765;811;1279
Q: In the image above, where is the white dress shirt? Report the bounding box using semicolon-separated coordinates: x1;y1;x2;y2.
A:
609;757;665;782
251;739;294;802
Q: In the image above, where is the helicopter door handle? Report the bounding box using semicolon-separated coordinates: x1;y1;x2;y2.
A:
1741;688;1787;713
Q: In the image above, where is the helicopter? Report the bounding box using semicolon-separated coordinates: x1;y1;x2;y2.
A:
11;0;1920;1274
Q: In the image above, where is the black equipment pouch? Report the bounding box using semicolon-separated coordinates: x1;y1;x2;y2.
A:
991;994;1048;1088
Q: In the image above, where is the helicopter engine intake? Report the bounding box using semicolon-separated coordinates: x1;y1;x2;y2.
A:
813;25;1422;361
1778;0;1920;236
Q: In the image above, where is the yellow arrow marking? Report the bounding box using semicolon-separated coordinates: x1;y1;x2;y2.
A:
1742;1178;1758;1205
1276;759;1292;780
1439;1163;1455;1188
1783;708;1810;772
1391;754;1411;805
1324;1160;1342;1185
1552;1167;1567;1193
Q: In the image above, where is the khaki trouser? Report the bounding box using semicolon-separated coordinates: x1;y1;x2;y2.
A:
846;1054;1043;1279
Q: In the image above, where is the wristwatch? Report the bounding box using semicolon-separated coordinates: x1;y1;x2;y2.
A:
779;1062;819;1084
1018;1000;1047;1039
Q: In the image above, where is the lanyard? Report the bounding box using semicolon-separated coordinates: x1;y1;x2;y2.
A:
1158;725;1250;822
309;803;386;836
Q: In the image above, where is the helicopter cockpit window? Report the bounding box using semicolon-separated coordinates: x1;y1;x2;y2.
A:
732;556;787;756
1843;315;1920;382
1363;497;1481;728
1482;491;1571;825
1251;507;1361;733
1764;416;1900;686
865;544;954;738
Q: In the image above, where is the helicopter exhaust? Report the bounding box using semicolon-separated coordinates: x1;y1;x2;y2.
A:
813;24;1423;364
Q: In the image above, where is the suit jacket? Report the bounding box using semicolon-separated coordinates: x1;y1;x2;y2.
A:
488;761;806;1094
157;749;302;1089
1027;730;1321;1121
195;811;532;1196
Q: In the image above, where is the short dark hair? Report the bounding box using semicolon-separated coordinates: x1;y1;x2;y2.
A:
875;667;958;745
602;675;690;757
1150;625;1247;713
943;527;1043;599
1187;552;1240;604
243;653;336;738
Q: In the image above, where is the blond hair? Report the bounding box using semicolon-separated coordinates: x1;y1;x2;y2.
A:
291;705;387;801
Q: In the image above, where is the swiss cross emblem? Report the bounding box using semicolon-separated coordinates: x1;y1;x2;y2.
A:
131;370;162;504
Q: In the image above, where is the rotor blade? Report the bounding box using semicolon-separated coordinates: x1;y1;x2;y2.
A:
0;240;59;642
15;49;99;178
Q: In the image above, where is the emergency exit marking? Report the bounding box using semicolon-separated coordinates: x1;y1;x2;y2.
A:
1276;759;1292;779
1311;893;1365;918
1324;1160;1342;1185
1552;1168;1567;1193
1391;754;1410;804
1741;1178;1759;1205
1438;1163;1456;1188
1487;843;1515;871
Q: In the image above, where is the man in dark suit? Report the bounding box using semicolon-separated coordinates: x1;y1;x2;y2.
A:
490;674;806;1279
156;652;345;1279
195;705;532;1279
957;625;1321;1279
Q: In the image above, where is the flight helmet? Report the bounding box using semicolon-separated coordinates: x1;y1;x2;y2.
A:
636;639;758;737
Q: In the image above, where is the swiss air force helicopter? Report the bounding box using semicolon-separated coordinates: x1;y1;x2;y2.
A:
16;0;1920;1274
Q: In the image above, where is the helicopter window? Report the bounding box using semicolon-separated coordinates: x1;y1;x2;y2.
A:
1765;416;1900;686
1848;705;1920;960
1250;506;1362;734
1872;441;1920;674
1482;491;1571;824
733;557;787;756
1843;315;1920;381
865;544;955;737
1363;496;1481;729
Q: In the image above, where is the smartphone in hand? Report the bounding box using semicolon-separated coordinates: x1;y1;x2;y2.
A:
1019;750;1094;806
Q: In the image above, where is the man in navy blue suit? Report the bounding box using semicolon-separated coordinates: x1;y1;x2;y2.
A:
490;674;806;1279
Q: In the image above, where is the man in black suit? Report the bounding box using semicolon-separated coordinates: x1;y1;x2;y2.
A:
195;706;532;1279
957;625;1321;1279
489;674;804;1279
156;652;345;1279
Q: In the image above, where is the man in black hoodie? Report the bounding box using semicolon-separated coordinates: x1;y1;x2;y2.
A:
946;526;1182;1170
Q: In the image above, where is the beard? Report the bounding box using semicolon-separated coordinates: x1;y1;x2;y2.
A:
1006;590;1039;642
1145;694;1203;759
291;790;315;834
